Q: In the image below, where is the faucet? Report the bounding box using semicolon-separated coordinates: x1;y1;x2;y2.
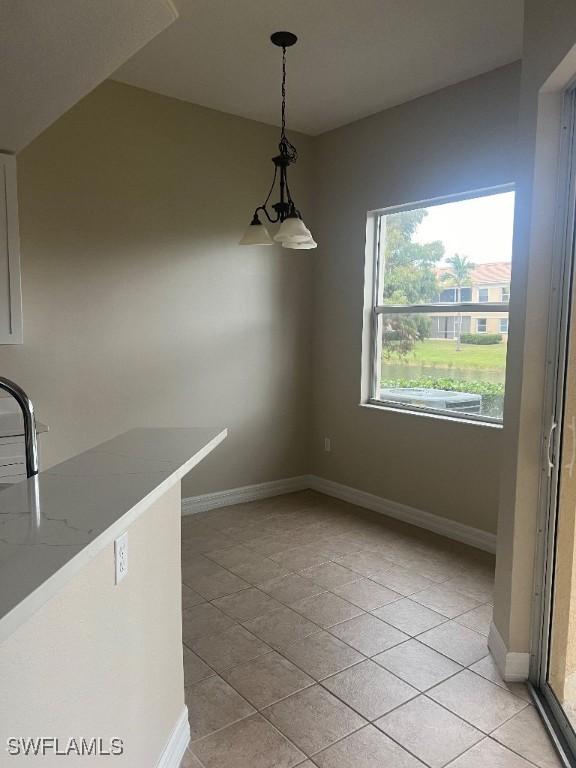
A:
0;377;39;477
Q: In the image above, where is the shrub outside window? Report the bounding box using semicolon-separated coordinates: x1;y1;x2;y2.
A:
367;186;514;424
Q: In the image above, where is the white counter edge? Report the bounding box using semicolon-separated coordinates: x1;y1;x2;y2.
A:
0;427;227;645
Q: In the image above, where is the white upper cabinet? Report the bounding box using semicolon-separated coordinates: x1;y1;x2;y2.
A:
0;154;23;345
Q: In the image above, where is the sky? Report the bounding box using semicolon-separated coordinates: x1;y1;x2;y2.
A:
411;190;515;265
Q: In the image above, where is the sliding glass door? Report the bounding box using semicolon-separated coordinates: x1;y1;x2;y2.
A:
533;84;576;765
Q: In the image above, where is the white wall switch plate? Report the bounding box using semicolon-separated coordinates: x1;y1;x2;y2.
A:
324;437;332;452
114;532;128;584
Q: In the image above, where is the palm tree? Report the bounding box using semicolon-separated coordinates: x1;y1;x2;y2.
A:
442;254;474;351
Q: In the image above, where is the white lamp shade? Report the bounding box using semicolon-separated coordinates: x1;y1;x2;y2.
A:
282;238;317;249
239;221;274;245
273;216;312;243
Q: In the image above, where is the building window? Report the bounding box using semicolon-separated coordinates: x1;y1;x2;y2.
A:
501;286;510;302
366;186;514;424
500;318;509;333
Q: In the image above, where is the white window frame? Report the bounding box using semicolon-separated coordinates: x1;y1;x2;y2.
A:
477;318;487;333
500;317;509;333
501;286;510;302
364;184;513;427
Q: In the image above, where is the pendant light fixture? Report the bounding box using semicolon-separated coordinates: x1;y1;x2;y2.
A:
239;31;316;249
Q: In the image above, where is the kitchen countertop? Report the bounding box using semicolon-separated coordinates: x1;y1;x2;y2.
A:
0;413;48;439
0;426;227;643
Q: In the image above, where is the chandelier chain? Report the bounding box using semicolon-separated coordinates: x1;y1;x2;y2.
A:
279;45;297;163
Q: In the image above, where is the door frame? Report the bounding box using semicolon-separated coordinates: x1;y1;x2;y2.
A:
531;81;576;765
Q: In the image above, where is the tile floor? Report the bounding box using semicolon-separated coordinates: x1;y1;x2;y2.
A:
178;491;561;768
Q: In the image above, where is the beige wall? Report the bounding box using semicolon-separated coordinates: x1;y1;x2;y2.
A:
0;81;313;499
0;483;184;766
494;0;576;658
310;63;520;534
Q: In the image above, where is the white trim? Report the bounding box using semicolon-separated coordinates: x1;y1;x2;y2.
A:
488;621;530;682
308;475;496;554
182;473;496;554
182;475;310;515
156;707;190;768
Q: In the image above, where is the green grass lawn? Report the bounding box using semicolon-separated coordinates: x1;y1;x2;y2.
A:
401;339;507;370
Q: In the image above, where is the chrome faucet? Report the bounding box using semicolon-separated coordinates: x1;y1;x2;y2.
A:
0;377;38;477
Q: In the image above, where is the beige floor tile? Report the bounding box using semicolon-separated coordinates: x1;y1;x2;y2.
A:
184;645;215;686
373;639;462;691
191;714;305;768
246;533;296;556
300;562;361;589
186;676;256;740
191;624;272;673
212;587;282;621
427;670;529;733
182;584;205;611
282;630;364;681
180;748;204;767
262;685;367;756
372;599;446;636
445;738;535;767
332;579;401;611
313;724;426;767
291;592;364;628
468;656;531;702
491;706;562;767
329;613;409;656
259;573;326;604
442;574;494;605
181;531;236;553
228;558;292;585
410;585;482;619
334;551;395;577
369;565;435;597
454;604;493;637
204;544;258;568
182;602;235;645
323;660;418;720
417;622;488;666
185;568;251;600
220;650;314;709
270;545;332;570
375;695;483;768
243;606;321;651
182;554;224;580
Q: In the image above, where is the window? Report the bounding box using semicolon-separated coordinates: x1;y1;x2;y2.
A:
439;287;472;303
366;186;514;424
478;287;489;303
501;286;510;302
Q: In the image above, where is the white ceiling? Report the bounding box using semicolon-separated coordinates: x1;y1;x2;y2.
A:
1;0;177;153
113;0;523;136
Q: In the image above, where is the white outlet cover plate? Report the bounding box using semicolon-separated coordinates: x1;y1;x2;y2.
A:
114;531;128;585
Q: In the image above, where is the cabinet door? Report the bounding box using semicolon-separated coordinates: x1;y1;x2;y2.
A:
0;154;22;344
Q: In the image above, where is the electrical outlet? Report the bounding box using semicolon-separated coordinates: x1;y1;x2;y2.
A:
114;532;128;584
324;437;331;452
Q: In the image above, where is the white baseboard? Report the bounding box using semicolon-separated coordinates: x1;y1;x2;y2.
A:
308;475;496;554
182;473;496;555
181;475;310;515
488;621;530;682
156;707;190;768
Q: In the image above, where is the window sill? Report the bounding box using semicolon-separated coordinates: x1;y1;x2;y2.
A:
359;400;504;429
